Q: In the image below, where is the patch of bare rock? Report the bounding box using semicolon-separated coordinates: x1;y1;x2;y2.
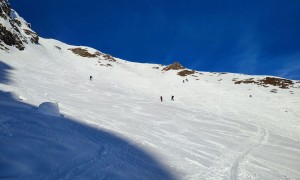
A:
235;77;295;89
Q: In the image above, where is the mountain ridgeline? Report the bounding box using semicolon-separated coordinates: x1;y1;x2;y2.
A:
0;0;299;90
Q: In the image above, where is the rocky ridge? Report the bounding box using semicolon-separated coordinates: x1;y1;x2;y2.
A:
0;0;39;51
162;62;196;77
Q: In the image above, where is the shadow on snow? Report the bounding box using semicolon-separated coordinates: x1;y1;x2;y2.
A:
0;61;14;84
0;61;175;179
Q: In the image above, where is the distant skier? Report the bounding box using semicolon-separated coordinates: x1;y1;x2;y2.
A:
249;95;252;98
186;78;188;82
183;80;185;83
160;96;163;102
90;76;93;81
171;95;174;101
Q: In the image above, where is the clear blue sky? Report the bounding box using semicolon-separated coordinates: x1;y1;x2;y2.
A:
10;0;300;79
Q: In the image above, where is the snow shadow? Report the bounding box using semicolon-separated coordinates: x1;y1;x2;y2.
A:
0;91;175;179
0;61;14;84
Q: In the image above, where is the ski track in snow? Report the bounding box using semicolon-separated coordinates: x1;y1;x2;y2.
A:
230;126;267;180
1;35;300;179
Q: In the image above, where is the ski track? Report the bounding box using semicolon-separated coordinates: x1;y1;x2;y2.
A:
1;21;300;178
230;126;267;180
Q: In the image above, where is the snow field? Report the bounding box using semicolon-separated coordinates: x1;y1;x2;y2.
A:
0;37;300;179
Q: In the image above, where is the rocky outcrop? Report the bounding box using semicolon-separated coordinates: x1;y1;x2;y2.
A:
0;0;10;16
68;47;102;58
68;47;118;63
235;77;295;89
23;29;39;44
162;62;185;71
162;62;196;76
0;24;24;50
102;54;116;62
0;0;39;50
177;70;195;76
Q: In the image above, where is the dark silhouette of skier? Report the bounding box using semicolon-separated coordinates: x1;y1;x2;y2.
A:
171;95;174;101
183;80;185;83
90;76;93;81
160;96;163;102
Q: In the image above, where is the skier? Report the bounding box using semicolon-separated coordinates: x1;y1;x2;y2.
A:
90;76;93;81
186;78;188;82
160;96;163;102
171;95;174;101
183;80;185;83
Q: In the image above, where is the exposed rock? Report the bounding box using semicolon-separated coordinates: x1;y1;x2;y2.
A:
23;29;39;44
177;70;195;76
55;46;61;50
0;6;6;19
162;62;185;71
102;54;116;62
13;19;21;27
0;24;24;50
0;0;10;16
0;42;9;51
270;89;278;93
235;78;256;84
0;0;39;51
68;48;101;58
100;63;112;67
235;77;294;89
260;77;294;89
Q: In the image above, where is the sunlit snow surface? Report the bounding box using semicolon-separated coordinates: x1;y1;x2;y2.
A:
1;38;300;179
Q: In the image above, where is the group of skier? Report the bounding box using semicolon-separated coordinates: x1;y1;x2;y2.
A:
160;95;174;102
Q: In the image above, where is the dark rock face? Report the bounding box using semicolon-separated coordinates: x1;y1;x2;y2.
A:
162;62;196;76
23;29;39;44
0;0;10;15
0;0;8;19
177;70;195;76
162;62;185;71
235;77;295;89
0;24;25;50
260;77;294;89
0;0;39;50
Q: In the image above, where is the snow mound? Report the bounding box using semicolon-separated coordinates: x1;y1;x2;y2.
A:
38;102;60;116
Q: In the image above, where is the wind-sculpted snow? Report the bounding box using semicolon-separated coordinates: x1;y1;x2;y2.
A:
38;102;60;117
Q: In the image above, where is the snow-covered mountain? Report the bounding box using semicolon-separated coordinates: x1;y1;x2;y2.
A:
1;1;300;179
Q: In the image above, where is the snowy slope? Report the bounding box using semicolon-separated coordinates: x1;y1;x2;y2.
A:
1;4;300;180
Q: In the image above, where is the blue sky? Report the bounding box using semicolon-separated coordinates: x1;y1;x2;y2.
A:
10;0;300;79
